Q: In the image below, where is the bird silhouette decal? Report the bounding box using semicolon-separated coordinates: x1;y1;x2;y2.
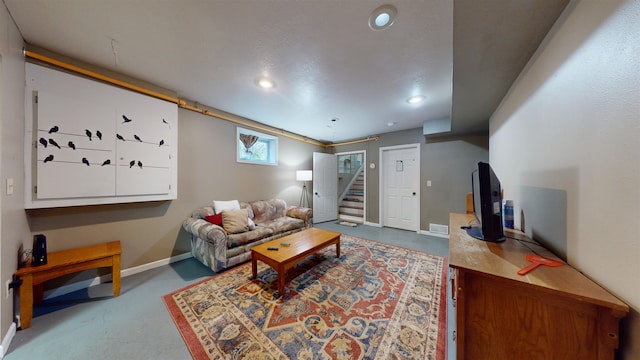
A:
96;130;102;140
39;138;48;148
68;141;76;150
129;160;135;168
116;134;125;141
101;159;111;166
82;157;90;166
122;115;132;123
43;155;54;163
134;135;142;142
137;161;143;169
48;126;59;134
159;139;165;147
48;139;61;149
85;129;92;141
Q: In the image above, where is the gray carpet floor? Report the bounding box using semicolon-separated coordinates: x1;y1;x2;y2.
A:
4;222;451;360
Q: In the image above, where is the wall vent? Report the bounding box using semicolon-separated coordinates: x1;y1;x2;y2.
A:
429;223;449;235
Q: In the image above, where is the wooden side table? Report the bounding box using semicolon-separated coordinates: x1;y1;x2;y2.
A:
14;240;122;329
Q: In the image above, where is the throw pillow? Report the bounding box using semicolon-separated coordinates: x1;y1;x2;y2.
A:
213;199;240;214
222;208;250;234
204;213;223;226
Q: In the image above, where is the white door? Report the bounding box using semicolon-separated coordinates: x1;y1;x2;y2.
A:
312;152;338;223
380;145;420;231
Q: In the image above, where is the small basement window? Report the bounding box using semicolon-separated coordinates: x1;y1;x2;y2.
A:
237;127;278;165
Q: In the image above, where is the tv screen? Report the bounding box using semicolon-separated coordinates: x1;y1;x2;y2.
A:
466;161;505;242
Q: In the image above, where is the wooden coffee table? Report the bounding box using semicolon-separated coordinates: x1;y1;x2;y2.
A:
251;228;341;297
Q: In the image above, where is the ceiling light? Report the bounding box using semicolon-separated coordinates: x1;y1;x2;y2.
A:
407;95;426;104
256;78;275;89
369;5;397;31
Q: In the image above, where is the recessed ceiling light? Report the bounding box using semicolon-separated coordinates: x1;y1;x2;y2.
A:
407;95;426;104
387;121;397;127
256;77;275;89
369;5;397;31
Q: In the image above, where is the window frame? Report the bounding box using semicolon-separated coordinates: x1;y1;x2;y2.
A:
236;127;278;166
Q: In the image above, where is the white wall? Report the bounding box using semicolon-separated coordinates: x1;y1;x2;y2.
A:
0;1;27;350
491;0;639;358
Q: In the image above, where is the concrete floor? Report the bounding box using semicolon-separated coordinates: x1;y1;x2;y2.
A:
4;222;452;359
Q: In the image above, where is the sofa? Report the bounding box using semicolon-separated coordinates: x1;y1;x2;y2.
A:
183;199;312;272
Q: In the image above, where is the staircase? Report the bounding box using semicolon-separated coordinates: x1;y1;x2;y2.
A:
339;172;365;224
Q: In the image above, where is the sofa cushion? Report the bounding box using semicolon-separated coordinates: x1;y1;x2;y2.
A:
250;199;287;223
221;208;251;234
227;226;274;249
204;213;223;226
260;217;305;234
213;199;240;214
240;202;255;220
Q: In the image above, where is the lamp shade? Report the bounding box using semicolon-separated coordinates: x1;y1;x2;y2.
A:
296;170;312;181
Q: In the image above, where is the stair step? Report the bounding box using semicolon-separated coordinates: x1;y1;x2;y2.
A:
339;207;364;216
341;200;363;208
345;194;364;201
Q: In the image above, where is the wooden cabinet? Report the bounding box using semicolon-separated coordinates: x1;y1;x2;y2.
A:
449;213;628;360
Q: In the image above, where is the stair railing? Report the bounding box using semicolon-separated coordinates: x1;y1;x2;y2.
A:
338;165;365;203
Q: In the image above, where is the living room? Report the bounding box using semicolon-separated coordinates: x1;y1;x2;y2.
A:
0;1;638;359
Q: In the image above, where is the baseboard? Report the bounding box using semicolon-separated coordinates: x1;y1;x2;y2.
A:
43;252;193;300
0;322;16;359
421;230;450;239
364;221;381;227
120;251;193;278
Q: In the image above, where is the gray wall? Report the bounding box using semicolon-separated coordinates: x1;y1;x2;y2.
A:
1;40;326;340
333;128;488;231
490;0;639;357
27;107;324;269
0;4;30;342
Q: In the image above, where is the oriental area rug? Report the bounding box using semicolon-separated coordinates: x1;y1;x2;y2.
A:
162;234;447;360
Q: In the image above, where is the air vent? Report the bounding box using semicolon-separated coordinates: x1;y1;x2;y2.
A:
429;223;449;235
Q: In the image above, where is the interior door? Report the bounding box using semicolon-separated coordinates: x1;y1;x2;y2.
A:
312;152;338;223
381;145;419;231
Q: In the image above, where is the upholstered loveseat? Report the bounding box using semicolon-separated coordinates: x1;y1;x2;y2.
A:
183;199;312;272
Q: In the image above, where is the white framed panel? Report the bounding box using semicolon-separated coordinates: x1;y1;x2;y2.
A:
35;90;117;199
25;63;178;208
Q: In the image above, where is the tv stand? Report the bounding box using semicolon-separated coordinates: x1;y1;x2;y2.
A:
449;213;628;359
465;225;505;242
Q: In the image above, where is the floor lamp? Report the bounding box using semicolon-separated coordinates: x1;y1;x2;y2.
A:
296;170;312;208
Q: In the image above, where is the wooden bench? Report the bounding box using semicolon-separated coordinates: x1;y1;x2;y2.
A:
14;240;122;329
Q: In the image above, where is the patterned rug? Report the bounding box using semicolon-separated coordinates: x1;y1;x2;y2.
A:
163;234;447;359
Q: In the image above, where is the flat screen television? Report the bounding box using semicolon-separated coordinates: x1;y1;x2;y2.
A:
466;161;505;242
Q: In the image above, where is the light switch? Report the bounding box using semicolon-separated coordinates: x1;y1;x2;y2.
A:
6;178;14;195
427;180;432;187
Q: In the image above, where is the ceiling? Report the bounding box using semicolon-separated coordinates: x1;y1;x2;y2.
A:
4;0;568;144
